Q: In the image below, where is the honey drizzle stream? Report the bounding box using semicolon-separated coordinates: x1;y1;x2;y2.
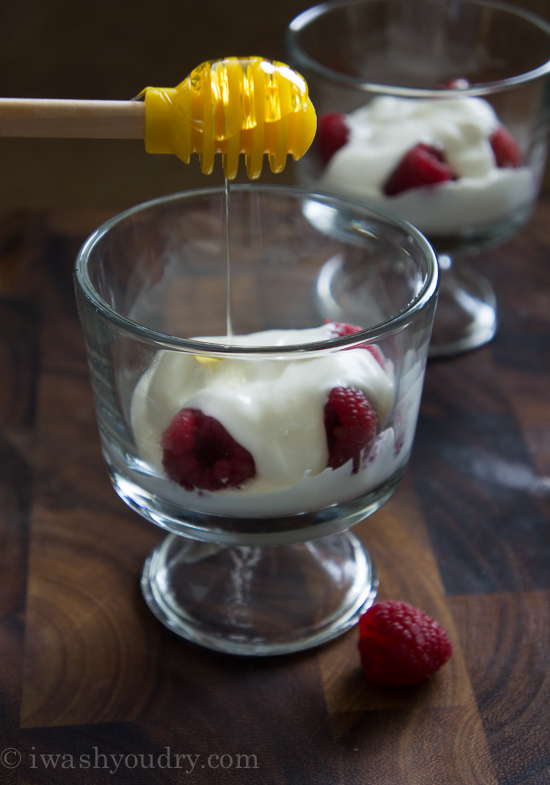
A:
225;177;233;338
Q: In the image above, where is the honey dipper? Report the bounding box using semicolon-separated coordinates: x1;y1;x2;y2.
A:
0;57;317;179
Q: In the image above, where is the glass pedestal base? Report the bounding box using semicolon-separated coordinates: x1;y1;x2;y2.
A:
428;256;497;358
141;530;378;656
315;251;496;359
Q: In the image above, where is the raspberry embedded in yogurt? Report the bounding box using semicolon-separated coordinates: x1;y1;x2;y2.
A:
161;407;256;491
324;386;378;472
490;126;522;168
316;112;351;165
383;143;455;196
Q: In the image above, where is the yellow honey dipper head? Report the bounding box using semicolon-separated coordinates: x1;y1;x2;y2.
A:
141;57;317;180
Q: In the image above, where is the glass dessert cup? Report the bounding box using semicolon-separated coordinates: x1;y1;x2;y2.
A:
74;185;438;655
288;0;550;357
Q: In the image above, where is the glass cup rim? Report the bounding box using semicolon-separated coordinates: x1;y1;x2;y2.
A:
74;183;439;356
287;0;550;97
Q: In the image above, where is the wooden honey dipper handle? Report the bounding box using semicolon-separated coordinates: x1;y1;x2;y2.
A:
0;98;145;139
0;59;317;179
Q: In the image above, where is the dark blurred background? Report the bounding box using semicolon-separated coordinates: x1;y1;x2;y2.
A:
0;0;548;208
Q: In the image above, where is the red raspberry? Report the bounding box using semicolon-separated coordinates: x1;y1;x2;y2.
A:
383;143;454;196
317;112;350;166
330;321;385;368
440;77;470;89
358;600;453;686
324;387;377;473
161;408;255;492
490;125;522;168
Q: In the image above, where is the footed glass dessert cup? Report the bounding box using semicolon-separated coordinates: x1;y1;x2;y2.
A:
75;185;438;655
288;0;550;357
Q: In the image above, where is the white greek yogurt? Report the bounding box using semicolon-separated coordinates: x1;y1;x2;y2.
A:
320;95;536;236
129;324;423;517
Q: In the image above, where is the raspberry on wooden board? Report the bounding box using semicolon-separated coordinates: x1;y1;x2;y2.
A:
358;600;453;686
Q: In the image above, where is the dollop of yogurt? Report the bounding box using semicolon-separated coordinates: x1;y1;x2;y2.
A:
129;324;418;517
320;95;536;235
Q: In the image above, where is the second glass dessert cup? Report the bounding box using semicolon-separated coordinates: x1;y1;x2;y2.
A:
75;185;438;655
288;0;550;357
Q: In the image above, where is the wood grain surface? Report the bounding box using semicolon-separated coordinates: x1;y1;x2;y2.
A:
0;199;549;784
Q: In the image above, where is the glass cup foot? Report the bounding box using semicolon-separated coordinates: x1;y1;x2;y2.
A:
315;251;495;359
141;530;378;656
428;256;497;358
